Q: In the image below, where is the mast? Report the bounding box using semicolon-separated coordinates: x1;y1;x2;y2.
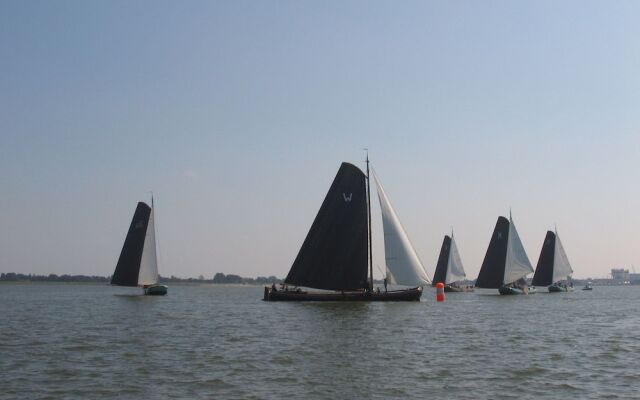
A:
366;150;373;291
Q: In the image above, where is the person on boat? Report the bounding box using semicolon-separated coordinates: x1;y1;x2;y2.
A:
271;283;277;292
383;277;388;292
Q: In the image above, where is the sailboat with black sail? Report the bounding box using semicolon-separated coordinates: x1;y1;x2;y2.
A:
432;233;473;292
264;157;426;301
532;228;574;292
475;213;534;295
111;198;168;295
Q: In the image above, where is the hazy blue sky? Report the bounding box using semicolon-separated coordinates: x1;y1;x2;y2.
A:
1;0;638;280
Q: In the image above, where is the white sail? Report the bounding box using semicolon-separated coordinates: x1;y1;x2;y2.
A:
445;235;467;284
138;206;159;285
373;170;430;287
503;215;534;284
552;231;573;283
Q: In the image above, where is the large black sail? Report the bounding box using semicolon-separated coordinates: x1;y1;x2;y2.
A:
285;162;369;291
111;202;151;286
532;231;556;286
432;235;452;286
475;216;510;288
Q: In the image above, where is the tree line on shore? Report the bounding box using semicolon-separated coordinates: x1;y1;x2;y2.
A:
0;272;282;285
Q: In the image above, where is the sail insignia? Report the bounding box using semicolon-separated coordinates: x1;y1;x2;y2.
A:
112;202;157;287
284;162;369;291
532;231;556;286
475;216;510;288
432;236;452;285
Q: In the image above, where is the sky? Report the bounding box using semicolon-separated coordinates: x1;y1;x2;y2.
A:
1;0;638;280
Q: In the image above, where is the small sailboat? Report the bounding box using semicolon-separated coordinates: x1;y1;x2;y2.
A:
111;198;168;296
264;156;428;301
432;233;473;292
532;228;574;292
475;214;534;295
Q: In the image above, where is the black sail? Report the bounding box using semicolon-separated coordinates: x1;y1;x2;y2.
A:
432;235;452;286
285;162;369;291
111;202;151;287
475;216;510;288
532;231;556;286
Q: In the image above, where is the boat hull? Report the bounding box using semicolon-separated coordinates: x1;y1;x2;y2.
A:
263;287;422;302
144;284;168;296
498;285;533;295
444;285;474;293
548;284;574;293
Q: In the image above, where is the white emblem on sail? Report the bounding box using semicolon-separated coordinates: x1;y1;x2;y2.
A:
503;215;534;284
372;170;430;287
137;206;159;285
342;193;353;202
552;230;573;283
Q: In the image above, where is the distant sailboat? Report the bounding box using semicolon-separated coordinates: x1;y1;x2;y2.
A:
475;214;534;295
532;229;574;292
432;233;473;292
264;157;426;301
111;198;168;296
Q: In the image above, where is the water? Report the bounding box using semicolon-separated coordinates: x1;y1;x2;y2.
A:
1;283;639;399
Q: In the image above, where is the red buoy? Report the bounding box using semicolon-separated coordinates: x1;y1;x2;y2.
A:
436;282;445;302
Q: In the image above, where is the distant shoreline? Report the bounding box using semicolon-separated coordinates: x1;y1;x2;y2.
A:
0;272;282;285
0;280;271;287
1;272;630;286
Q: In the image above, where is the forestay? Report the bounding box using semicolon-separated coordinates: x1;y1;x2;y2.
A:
552;231;573;283
445;235;466;284
503;216;534;284
373;170;430;287
138;206;159;285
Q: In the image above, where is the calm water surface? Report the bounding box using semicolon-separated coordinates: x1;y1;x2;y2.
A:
1;283;639;399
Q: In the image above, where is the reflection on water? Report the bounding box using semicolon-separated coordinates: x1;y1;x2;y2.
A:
1;283;639;399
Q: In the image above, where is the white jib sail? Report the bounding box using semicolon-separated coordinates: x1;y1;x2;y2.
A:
138;206;159;285
445;235;466;284
373;170;430;287
552;231;573;283
503;215;534;284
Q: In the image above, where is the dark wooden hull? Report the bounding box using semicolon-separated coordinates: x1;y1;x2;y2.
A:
444;285;474;293
263;287;422;302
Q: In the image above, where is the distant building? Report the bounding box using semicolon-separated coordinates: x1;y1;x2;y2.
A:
611;268;630;282
630;273;640;284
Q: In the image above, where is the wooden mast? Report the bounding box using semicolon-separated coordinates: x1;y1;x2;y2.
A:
366;149;373;291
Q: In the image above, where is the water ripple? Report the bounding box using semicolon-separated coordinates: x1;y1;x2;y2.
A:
1;284;640;399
